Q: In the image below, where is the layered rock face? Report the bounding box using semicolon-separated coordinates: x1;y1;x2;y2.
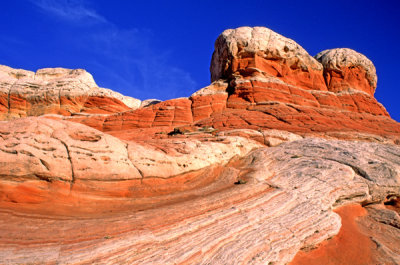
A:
46;27;399;143
210;27;326;90
1;27;398;141
0;26;400;265
202;27;395;137
0;117;261;208
0;65;141;119
315;48;377;96
1;135;399;264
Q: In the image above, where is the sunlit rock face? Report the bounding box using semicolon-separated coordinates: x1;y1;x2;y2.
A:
210;26;326;91
0;65;141;119
0;26;400;265
1;131;400;265
51;26;399;143
315;48;377;96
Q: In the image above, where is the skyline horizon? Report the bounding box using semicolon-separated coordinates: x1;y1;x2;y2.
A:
1;0;399;121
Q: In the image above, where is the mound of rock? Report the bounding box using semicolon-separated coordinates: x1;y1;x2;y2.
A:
41;26;398;144
0;117;261;207
210;26;326;90
315;48;377;96
0;65;141;119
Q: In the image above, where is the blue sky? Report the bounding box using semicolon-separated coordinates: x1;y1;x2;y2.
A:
2;0;400;121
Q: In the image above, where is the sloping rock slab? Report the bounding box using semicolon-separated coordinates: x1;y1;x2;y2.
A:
0;138;399;264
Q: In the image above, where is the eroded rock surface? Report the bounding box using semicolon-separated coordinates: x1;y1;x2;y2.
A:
0;117;261;206
0;65;141;119
1;137;399;264
210;27;326;90
1;26;400;265
47;26;400;144
315;48;377;96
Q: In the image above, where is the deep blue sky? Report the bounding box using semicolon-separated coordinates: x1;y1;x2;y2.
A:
2;0;400;121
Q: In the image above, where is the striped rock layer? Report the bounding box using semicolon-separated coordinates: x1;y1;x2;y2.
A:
0;118;399;264
52;27;399;143
0;26;400;264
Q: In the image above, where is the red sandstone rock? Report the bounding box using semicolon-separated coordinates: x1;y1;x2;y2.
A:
1;137;399;264
0;65;141;119
47;27;398;144
0;26;400;265
315;48;377;96
0;26;398;143
210;27;327;91
0;116;261;207
190;80;228;121
290;203;400;265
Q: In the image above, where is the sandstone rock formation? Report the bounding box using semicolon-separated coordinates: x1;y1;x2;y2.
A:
315;48;377;96
0;117;261;207
1;27;398;143
0;26;400;265
1;137;399;264
0;65;141;119
210;27;326;90
35;26;397;144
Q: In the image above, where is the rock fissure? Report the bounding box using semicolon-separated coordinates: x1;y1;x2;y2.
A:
6;81;15;115
324;158;372;181
125;143;144;180
51;135;75;186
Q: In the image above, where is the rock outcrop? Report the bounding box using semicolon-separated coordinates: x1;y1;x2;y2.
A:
0;117;261;207
1;137;399;264
210;27;326;91
0;26;400;265
1;27;398;143
0;65;141;119
315;48;377;96
40;26;398;144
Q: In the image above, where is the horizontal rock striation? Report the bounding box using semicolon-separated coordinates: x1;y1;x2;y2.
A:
42;26;399;143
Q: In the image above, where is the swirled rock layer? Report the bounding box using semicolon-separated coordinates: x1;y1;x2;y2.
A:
0;133;399;264
1;26;400;264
